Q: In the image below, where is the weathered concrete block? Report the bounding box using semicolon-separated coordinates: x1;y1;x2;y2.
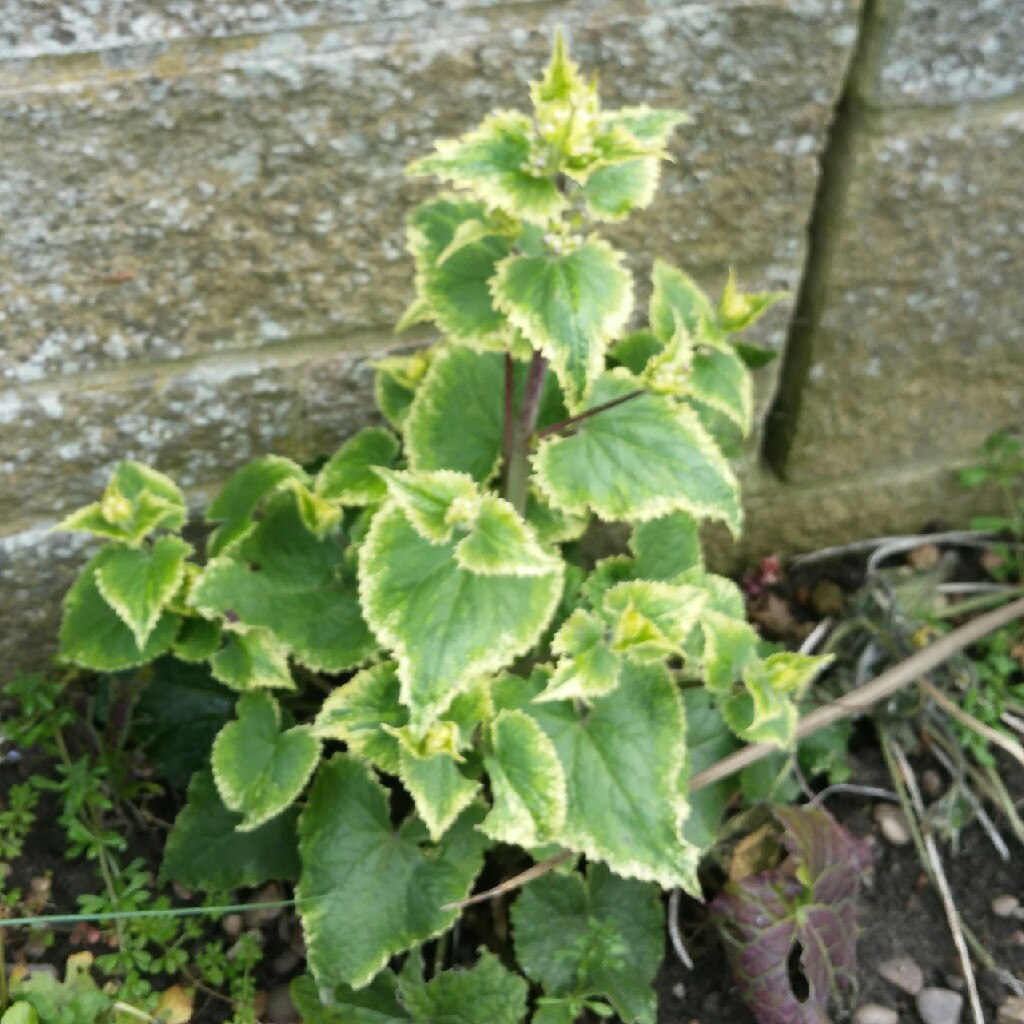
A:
0;1;856;384
0;0;532;58
782;111;1024;484
878;0;1024;107
709;459;1000;569
0;343;382;523
0;527;95;680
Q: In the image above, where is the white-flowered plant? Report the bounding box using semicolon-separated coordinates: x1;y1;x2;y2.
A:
55;35;827;1023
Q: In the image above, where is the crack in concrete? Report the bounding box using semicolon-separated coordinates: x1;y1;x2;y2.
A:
761;0;903;479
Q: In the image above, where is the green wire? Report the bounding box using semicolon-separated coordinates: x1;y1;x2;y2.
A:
0;897;301;930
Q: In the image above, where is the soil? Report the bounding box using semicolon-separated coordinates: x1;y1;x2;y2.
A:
4;538;1022;1024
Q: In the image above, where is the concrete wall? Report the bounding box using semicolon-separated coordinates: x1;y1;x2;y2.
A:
1;0;1021;676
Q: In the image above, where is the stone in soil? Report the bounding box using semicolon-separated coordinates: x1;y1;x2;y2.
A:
853;1004;900;1024
992;894;1021;918
874;803;913;845
878;953;925;995
917;987;964;1024
266;983;300;1023
997;997;1024;1024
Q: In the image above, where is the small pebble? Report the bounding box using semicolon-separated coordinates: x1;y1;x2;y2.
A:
221;913;243;938
874;803;912;845
921;769;944;798
244;882;284;928
853;1004;899;1024
997;996;1024;1024
878;954;924;995
811;579;845;617
273;948;302;976
907;543;941;570
992;894;1021;918
266;983;299;1023
917;986;963;1024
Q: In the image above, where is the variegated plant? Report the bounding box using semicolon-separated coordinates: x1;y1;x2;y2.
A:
55;36;830;1024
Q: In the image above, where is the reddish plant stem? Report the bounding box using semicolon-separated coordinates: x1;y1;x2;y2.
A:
536;389;645;439
501;353;515;494
505;351;548;516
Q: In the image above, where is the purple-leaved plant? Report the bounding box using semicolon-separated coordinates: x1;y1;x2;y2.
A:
710;805;873;1024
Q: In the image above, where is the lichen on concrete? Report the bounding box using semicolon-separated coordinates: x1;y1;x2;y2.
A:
878;0;1024;107
1;0;856;384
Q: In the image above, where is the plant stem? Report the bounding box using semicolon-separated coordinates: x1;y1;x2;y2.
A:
535;389;645;439
505;351;548;516
501;354;516;495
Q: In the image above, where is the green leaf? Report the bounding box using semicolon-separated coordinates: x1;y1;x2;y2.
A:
59;550;181;671
525;488;588;545
454;496;561;576
359;503;561;725
298;756;487;991
685;345;754;434
293;483;344;538
206;455;308;556
316;428;400;506
533;372;741;533
481;709;566;846
680;567;747;619
408;113;564;223
377;468;478;543
374;351;434;431
57;461;188;546
405;198;513;341
491;240;632;410
531;30;589;107
608;329;662;375
403;346;506;482
132;659;235;787
212;691;321;831
398;746;480;842
649;261;715;344
209;627;295;691
527;661;700;891
532;1001;577;1024
161;770;300;890
717;269;787;333
190;491;376;673
172;616;223;663
404;347;566;483
601;580;706;662
291;973;409;1024
606;106;690;145
630;512;703;580
1;1003;38;1024
735;340;778;369
725;652;833;748
511;864;664;1024
680;689;740;849
313;663;407;775
701;610;760;694
94;536;192;648
582;159;660;221
543;609;620;703
398;949;529;1024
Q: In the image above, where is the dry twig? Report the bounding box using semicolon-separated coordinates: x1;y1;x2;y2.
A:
886;738;985;1024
